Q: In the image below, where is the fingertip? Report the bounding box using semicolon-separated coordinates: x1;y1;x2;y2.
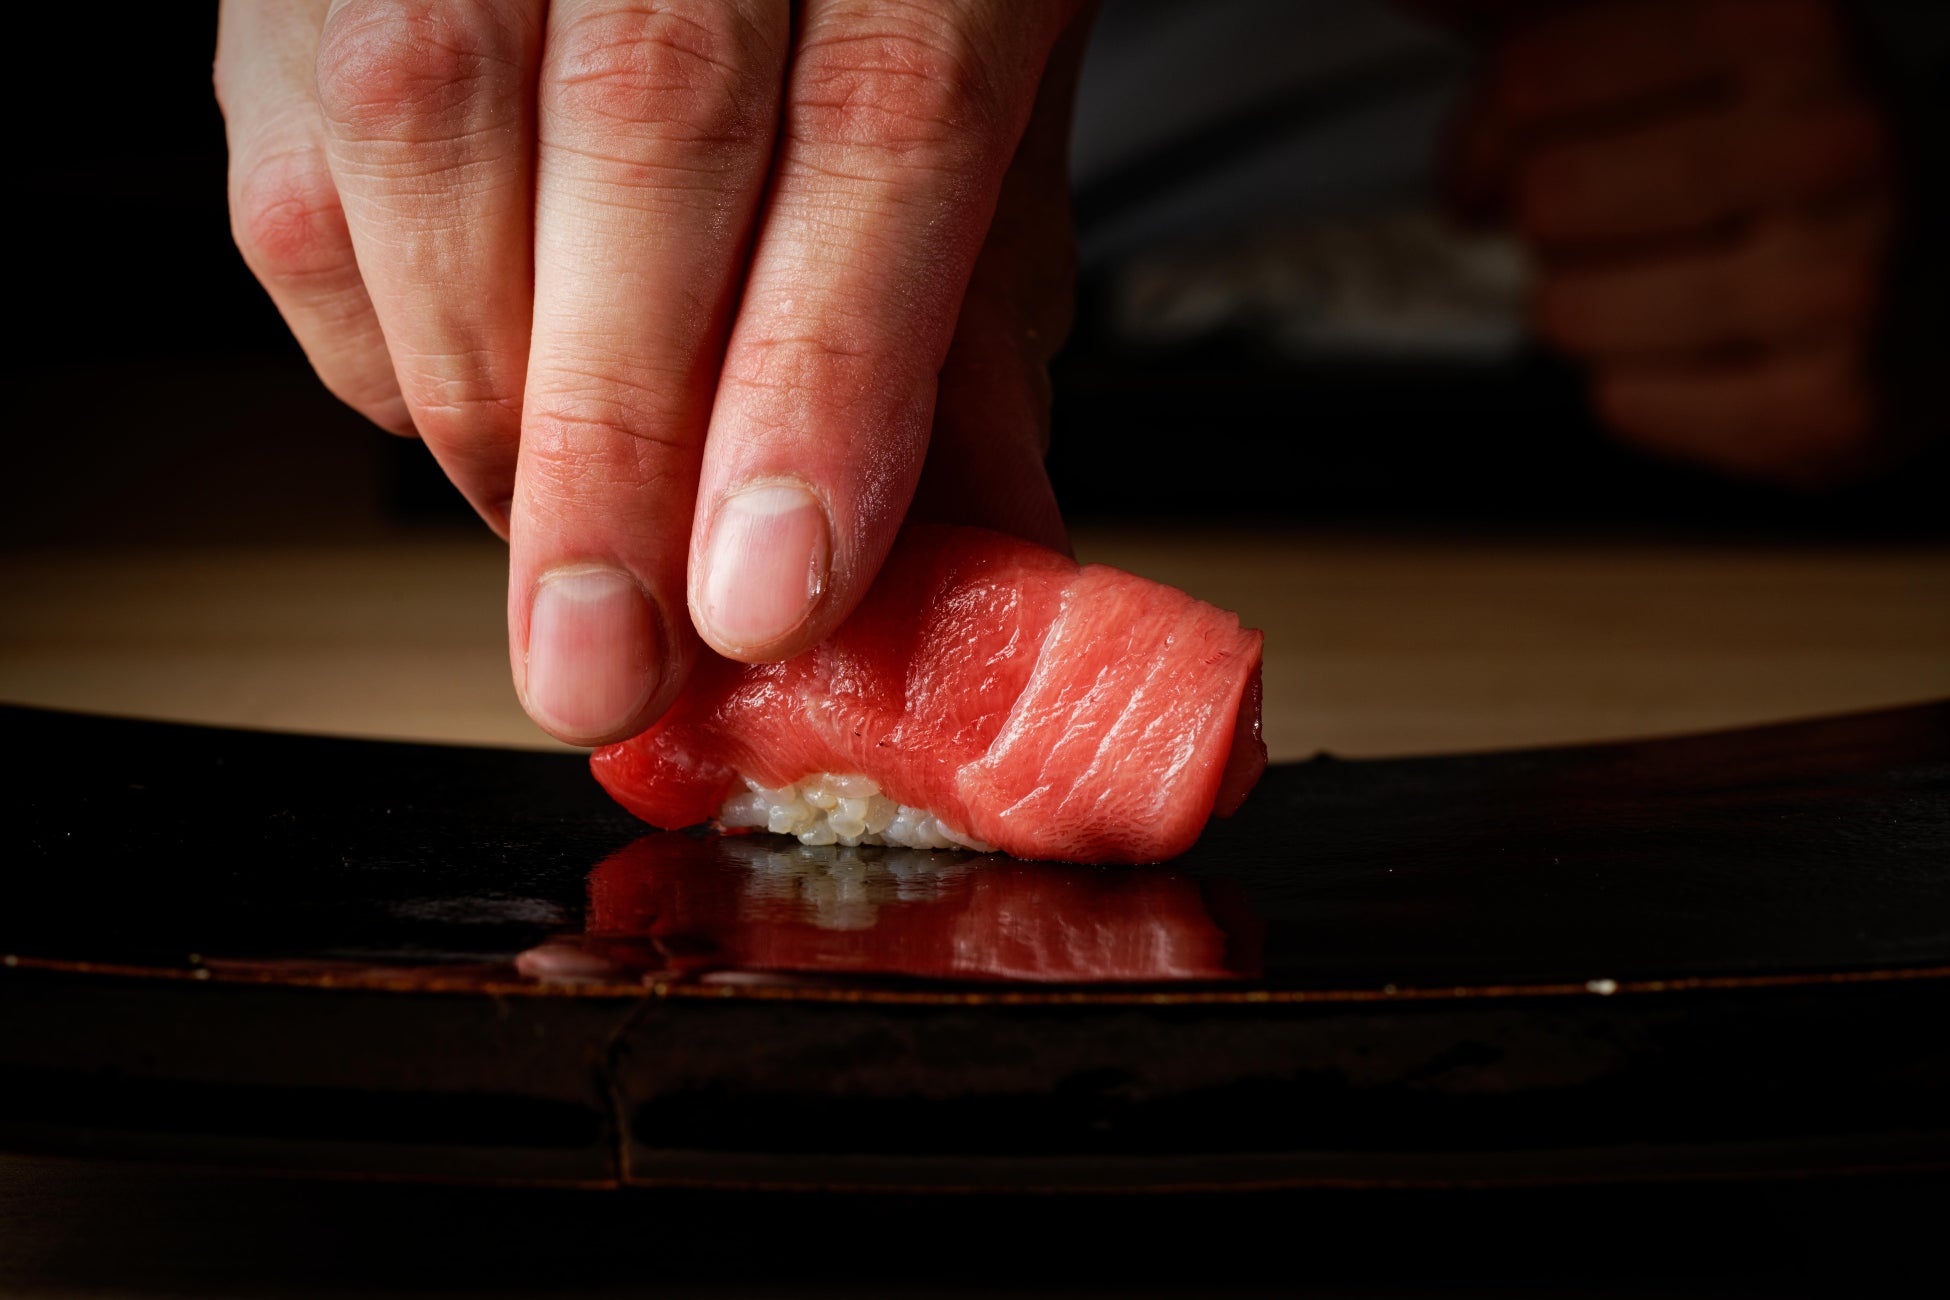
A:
691;479;834;662
520;564;674;746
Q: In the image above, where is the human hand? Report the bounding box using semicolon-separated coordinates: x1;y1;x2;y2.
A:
215;0;1085;744
1449;0;1900;484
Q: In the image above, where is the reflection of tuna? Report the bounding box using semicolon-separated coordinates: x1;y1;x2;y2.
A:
592;526;1265;865
515;834;1263;986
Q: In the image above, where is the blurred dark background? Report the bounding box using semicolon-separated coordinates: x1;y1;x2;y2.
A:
3;2;1944;550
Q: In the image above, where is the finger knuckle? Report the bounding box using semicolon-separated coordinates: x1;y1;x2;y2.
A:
542;2;778;150
525;364;694;449
317;0;525;140
230;147;351;281
520;411;691;507
717;333;894;443
727;333;877;401
395;353;522;447
790;23;1004;159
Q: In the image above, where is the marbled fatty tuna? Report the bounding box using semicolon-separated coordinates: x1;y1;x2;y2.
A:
591;525;1266;864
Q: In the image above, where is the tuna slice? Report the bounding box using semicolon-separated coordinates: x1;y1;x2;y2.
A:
591;524;1266;864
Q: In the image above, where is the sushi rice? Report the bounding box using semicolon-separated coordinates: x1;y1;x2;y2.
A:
716;772;996;853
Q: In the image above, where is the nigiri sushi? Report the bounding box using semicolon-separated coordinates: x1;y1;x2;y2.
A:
591;525;1265;864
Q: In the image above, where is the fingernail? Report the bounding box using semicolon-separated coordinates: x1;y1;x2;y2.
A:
526;566;660;743
699;482;829;652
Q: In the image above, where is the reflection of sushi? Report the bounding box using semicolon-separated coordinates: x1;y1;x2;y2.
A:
593;526;1265;865
515;833;1261;985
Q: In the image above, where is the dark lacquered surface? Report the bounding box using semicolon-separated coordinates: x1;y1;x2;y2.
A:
4;702;1948;1189
513;834;1262;987
4;702;1946;992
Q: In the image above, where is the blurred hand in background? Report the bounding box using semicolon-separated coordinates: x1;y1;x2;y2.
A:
215;0;1085;746
1448;0;1900;485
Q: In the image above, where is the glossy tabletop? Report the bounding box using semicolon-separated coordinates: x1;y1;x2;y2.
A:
4;701;1946;1189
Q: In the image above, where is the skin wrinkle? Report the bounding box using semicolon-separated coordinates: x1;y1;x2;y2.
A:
526;403;697;452
544;70;769;152
785;87;995;156
743;218;966;294
535;235;719;311
524;385;703;446
316;0;537;137
233;197;348;277
537;191;748;247
742;215;966;302
709;382;892;462
537;204;732;262
325;140;531;193
771;153;986;204
790;10;1019;139
226;93;342;152
398;351;524;415
317;65;510;139
528;354;703;399
250;259;369;291
303;283;389;327
541;138;749;180
412;392;523;423
549;18;753;91
522;452;697;529
723;332;892;406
